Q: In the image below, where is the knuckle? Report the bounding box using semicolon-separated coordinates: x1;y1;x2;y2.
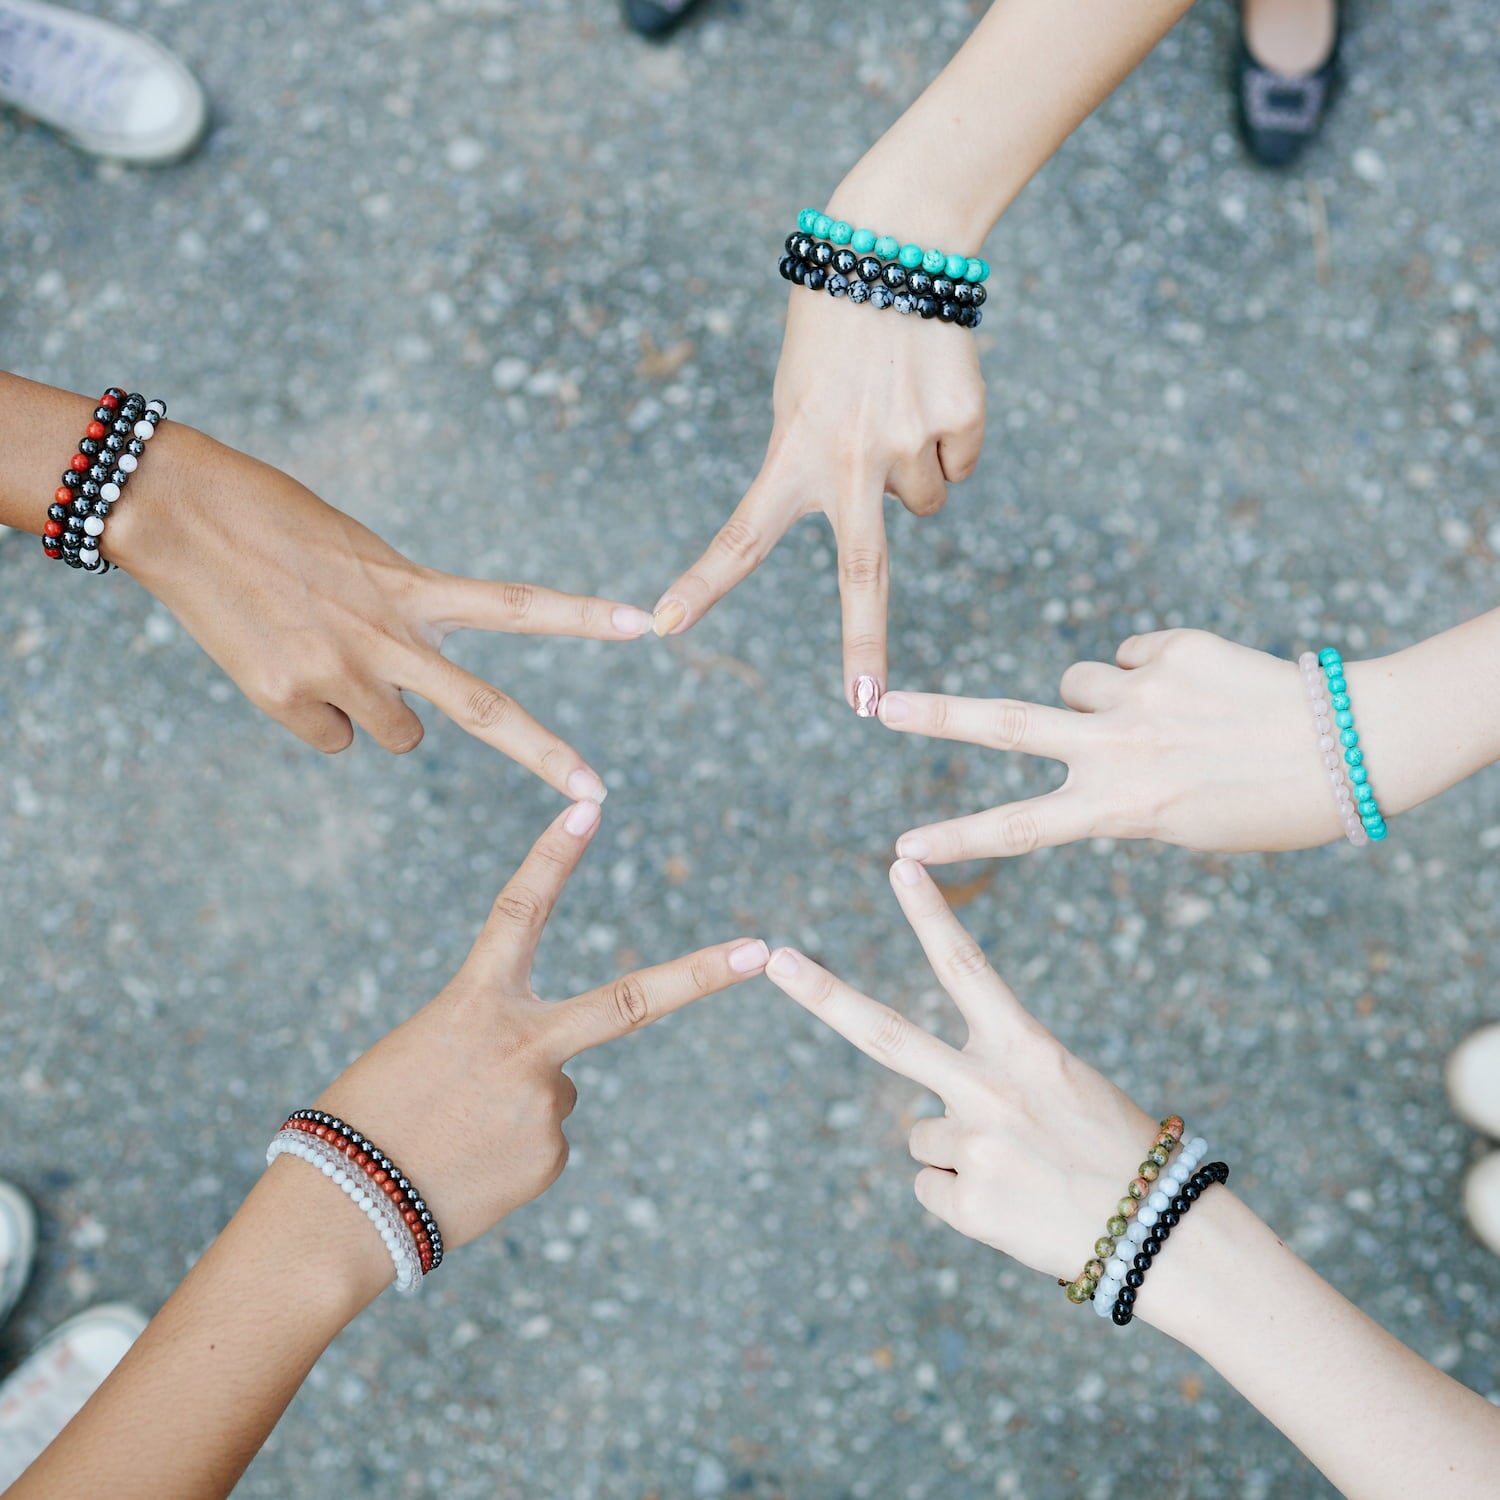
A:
492;885;547;929
608;976;651;1031
844;630;885;659
805;968;838;1010
838;547;887;591
465;685;513;731
502;582;535;621
998;810;1042;856
713;518;762;562
866;1005;909;1062
687;954;718;993
537;745;568;778
992;701;1030;750
945;941;990;980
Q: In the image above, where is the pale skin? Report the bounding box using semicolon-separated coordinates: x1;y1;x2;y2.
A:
765;860;1500;1499
4;802;769;1499
652;0;1201;709
877;613;1500;862
0;371;655;795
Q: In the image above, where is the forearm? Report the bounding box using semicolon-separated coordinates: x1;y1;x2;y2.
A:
1349;607;1500;817
1139;1191;1500;1498
7;1159;388;1500
828;0;1198;245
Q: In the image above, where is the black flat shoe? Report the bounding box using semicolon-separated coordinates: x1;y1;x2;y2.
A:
622;0;708;39
1234;11;1341;168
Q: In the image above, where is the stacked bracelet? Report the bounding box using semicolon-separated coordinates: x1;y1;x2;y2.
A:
274;1110;445;1278
1299;648;1387;844
779;229;987;328
267;1129;424;1293
1062;1115;1184;1306
794;208;989;285
1108;1159;1229;1327
43;387;166;573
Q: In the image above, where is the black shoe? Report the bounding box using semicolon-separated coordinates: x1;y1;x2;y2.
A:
622;0;708;39
1234;9;1340;168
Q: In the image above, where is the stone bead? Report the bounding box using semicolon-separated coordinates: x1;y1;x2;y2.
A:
1138;1161;1160;1181
1146;1188;1170;1212
938;300;959;323
1147;1146;1169;1167
1094;1295;1115;1318
1065;1280;1091;1304
1125;1221;1150;1245
1322;752;1341;772
133;420;155;440
1162;1117;1184;1139
778;254;796;281
79;547;99;566
1124;1269;1144;1289
811;214;833;239
892;292;916;315
828;220;853;245
943;253;967;279
1350;765;1369;785
1128;1178;1148;1200
826;273;849;298
1137;1206;1159;1228
1187;1137;1209;1157
921;247;946;274
1317;734;1335;752
82;516;105;536
906;269;933;296
931;276;955;300
847;279;870;305
869;284;894;309
1334;709;1354;729
1085;1259;1106;1280
915;295;939;319
874;235;900;260
1116;1197;1137;1219
812;241;835;267
1105;1215;1128;1237
971;283;987;307
805;267;828;291
1093;1236;1115;1260
964;258;988;282
1105;1256;1130;1279
1327;676;1347;695
1318;648;1342;668
797;208;818;233
1344;747;1363;766
832;248;858;275
881;262;907;288
1330;693;1351;712
898;243;923;268
856;256;883;282
851;228;876;254
1368;822;1388;840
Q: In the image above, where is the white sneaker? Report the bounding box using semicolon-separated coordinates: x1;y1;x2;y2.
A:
0;1183;36;1331
0;1301;147;1488
1463;1152;1500;1258
1445;1022;1500;1140
0;0;207;163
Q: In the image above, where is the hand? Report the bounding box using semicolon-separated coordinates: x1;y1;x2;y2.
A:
881;628;1363;861
314;799;769;1253
651;279;985;712
764;857;1163;1285
108;425;653;796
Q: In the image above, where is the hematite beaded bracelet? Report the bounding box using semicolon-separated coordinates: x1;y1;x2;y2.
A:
281;1110;445;1274
779;230;986;328
44;387;166;574
1109;1160;1229;1327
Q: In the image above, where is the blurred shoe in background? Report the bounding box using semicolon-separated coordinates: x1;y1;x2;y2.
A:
1447;1022;1500;1257
1234;0;1340;167
0;0;207;163
622;0;709;40
0;1183;36;1332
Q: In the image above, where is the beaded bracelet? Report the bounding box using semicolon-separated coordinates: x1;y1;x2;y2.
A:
1108;1160;1229;1327
44;388;166;573
794;208;990;284
779;233;986;328
278;1110;445;1274
1300;648;1387;843
1062;1115;1184;1306
267;1129;424;1294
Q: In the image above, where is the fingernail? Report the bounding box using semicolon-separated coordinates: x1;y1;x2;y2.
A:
564;799;601;835
652;600;687;637
612;605;653;637
852;675;882;718
896;834;930;860
567;768;608;804
879;692;909;725
728;939;770;973
892;857;923;886
767;947;801;980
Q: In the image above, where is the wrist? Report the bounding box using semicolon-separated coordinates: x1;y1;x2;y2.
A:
99;421;220;585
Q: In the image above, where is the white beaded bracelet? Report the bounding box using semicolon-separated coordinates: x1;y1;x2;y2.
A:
1092;1134;1210;1318
1299;652;1369;847
266;1129;423;1294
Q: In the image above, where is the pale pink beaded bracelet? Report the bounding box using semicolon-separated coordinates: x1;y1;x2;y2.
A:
1299;651;1368;847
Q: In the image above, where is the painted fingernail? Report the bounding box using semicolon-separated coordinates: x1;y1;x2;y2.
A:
767;947;801;980
892;857;923;886
728;939;770;973
852;675;881;718
612;605;653;637
896;834;930;860
567;768;608;804
564;799;601;835
879;692;909;725
652;599;687;637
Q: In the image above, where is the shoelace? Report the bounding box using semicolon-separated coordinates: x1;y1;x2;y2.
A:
0;5;128;132
0;1341;100;1487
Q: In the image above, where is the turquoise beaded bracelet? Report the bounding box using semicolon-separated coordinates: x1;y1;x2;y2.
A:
796;207;989;285
1302;647;1388;843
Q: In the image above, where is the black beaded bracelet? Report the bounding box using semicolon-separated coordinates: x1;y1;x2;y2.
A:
283;1109;445;1271
778;230;986;328
45;387;166;574
1110;1160;1229;1327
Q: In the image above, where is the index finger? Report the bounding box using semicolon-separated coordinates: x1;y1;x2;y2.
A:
764;947;965;1099
651;474;792;637
836;486;889;714
877;691;1086;762
428;575;653;641
547;938;770;1059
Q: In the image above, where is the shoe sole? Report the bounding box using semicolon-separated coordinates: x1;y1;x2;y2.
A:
0;1185;36;1332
